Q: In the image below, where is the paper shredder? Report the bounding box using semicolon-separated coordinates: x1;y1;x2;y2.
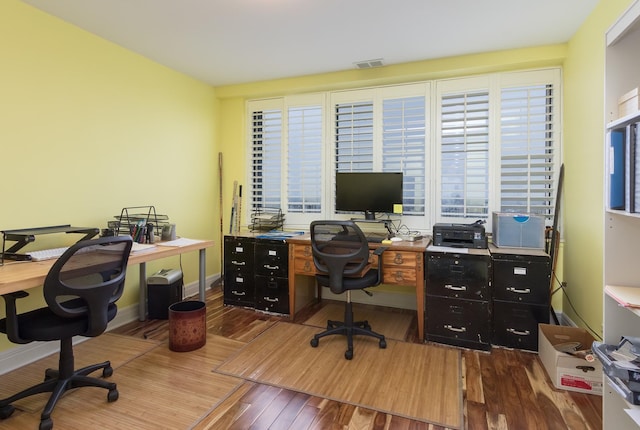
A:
147;269;183;319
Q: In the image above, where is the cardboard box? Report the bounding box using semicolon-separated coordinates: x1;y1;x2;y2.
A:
618;87;639;118
492;212;545;249
538;324;603;395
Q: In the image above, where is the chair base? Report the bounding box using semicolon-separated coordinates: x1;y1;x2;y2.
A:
0;338;118;430
310;295;386;360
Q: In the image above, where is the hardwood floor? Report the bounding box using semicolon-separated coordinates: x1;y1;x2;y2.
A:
110;285;602;430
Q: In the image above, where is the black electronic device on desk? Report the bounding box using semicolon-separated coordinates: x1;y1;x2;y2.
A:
432;221;487;249
1;225;100;264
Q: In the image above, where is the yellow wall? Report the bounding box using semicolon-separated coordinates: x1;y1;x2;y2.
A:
562;0;633;338
0;1;220;351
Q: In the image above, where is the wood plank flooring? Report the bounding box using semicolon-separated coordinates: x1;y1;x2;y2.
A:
0;285;602;429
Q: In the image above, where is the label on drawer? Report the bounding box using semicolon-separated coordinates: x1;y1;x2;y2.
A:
513;267;527;275
269;250;277;256
235;246;244;252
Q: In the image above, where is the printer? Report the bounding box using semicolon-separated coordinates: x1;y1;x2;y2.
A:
432;222;487;249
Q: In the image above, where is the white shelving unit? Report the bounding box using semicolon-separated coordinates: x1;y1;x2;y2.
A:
604;1;640;428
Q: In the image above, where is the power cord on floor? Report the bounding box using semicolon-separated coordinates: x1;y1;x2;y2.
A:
550;272;602;340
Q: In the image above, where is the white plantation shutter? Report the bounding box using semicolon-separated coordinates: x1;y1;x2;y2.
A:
500;84;556;216
288;105;322;213
246;69;560;230
250;108;282;210
382;96;426;216
334;101;374;172
440;90;490;219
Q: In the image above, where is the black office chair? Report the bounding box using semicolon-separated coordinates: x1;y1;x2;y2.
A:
309;220;387;360
0;235;133;430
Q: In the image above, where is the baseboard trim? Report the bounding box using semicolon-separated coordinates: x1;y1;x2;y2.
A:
0;273;221;375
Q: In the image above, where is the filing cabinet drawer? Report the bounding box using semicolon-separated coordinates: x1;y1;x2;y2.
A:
492;258;550;304
425;296;491;351
426;253;491;300
380;251;418;285
255;240;288;277
223;267;255;307
224;236;255;271
255;275;289;314
492;300;549;351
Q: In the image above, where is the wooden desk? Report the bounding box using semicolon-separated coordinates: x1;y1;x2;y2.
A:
287;235;429;339
0;239;214;321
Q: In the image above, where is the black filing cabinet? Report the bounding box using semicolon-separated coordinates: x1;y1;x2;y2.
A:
223;236;256;307
490;244;551;351
425;249;492;351
254;239;289;314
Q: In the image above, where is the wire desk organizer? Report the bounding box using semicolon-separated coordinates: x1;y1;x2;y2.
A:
109;206;170;243
249;208;284;232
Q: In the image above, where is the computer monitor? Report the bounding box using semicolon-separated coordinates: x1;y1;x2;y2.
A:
335;172;403;220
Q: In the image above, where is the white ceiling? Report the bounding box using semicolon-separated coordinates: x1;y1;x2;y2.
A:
21;0;599;87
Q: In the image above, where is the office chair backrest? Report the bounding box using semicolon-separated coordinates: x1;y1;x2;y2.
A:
310;220;370;294
43;235;133;337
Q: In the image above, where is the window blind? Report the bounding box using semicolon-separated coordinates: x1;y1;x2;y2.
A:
382;96;426;216
334;101;374;172
287;106;322;213
500;84;555;216
251;109;282;210
440;91;490;218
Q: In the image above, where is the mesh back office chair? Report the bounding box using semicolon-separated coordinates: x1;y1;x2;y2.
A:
309;220;387;360
0;235;133;430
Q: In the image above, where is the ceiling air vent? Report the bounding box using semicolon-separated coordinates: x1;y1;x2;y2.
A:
354;58;385;69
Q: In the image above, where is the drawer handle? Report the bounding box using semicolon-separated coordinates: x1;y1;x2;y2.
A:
231;260;246;266
394;271;405;282
507;328;530;336
231;290;246;296
507;287;531;294
445;325;467;333
394;253;404;264
303;246;312;257
264;264;279;270
445;284;467;291
303;261;313;272
264;297;279;302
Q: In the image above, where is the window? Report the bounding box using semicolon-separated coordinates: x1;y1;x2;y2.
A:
247;68;561;232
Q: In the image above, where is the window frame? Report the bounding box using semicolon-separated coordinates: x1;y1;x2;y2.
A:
245;68;562;234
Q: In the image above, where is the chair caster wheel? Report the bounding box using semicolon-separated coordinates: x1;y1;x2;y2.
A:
310;338;319;348
0;404;15;419
103;366;113;378
107;388;119;402
344;349;353;360
379;339;387;349
39;417;53;430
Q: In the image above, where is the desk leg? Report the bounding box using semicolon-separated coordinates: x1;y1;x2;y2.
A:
198;248;206;301
139;262;147;322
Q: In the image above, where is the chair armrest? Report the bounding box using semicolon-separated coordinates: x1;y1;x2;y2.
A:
372;246;388;285
1;290;30;344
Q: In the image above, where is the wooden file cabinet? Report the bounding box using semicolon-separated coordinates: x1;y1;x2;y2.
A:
287;235;428;340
